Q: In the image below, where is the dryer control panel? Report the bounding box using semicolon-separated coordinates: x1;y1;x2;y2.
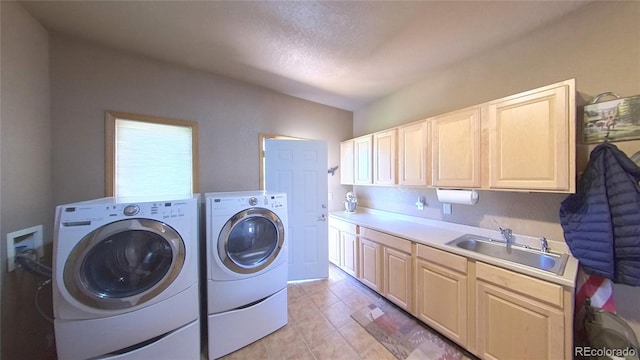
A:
243;194;285;209
266;194;286;209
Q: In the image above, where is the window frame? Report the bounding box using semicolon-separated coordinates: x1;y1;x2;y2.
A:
105;111;199;197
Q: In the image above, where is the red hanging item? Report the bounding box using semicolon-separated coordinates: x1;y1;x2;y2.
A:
575;264;617;345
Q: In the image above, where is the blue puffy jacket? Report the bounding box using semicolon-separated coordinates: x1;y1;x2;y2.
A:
559;143;640;286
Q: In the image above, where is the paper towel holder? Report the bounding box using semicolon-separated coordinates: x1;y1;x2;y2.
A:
436;188;479;205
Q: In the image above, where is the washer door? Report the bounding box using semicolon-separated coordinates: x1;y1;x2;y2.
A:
218;208;285;274
64;219;185;310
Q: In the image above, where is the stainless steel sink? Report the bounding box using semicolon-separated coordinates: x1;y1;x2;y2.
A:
445;234;568;275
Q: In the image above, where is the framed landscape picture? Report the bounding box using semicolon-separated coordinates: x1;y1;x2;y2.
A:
583;95;640;144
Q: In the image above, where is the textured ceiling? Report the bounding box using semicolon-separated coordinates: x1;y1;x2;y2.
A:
20;1;590;111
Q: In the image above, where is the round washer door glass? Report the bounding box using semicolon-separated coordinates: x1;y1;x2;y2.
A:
218;208;285;274
64;219;185;310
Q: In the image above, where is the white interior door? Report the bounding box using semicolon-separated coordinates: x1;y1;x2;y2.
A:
265;139;328;281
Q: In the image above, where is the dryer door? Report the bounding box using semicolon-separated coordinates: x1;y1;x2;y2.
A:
64;218;185;310
218;208;285;274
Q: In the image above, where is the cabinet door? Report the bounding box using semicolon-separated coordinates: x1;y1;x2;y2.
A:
354;135;373;185
383;247;412;311
328;225;341;266
487;80;574;192
476;280;565;360
431;107;481;188
415;245;468;347
373;129;397;185
340;140;354;185
415;257;467;347
359;238;382;292
398;121;428;186
341;231;358;277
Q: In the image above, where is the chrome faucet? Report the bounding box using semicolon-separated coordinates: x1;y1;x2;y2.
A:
493;220;514;244
540;237;549;253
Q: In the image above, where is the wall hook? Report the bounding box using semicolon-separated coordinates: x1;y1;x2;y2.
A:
328;166;339;176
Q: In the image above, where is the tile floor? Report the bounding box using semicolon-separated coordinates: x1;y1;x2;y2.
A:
218;265;397;360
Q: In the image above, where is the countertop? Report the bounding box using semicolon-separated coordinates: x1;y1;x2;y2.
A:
330;208;578;288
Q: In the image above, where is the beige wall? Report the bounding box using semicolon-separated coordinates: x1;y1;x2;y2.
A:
353;0;640;337
355;1;639;134
0;1;54;358
0;7;353;358
3;0;639;356
50;34;353;209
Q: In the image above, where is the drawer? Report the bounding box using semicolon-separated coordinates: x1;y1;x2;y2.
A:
360;227;411;253
329;217;358;234
476;262;564;308
417;244;467;274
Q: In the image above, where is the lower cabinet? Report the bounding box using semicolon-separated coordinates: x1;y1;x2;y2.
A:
328;217;358;277
413;245;572;360
328;225;341;266
474;262;569;360
359;237;382;292
360;226;412;311
415;244;468;347
384;246;412;311
329;218;572;360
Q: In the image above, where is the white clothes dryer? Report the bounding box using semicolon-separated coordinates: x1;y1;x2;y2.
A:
53;195;201;360
205;191;288;359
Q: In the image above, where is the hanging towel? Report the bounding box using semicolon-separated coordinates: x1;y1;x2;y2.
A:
559;143;640;286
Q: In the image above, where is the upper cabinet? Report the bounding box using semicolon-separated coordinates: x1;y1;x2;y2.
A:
340;140;354;185
398;121;429;186
340;79;576;193
431;107;481;188
487;79;575;193
373;129;397;185
354;134;373;185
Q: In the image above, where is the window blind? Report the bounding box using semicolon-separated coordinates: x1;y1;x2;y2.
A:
115;119;193;197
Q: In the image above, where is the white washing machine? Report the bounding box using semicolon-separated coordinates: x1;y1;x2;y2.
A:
205;191;288;359
53;195;201;360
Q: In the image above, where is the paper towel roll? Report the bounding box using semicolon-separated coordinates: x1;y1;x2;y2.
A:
436;189;479;205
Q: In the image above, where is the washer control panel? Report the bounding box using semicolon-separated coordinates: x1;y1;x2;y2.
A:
59;199;193;227
123;204;140;216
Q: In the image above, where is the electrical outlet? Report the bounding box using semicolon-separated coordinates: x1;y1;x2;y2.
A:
6;225;43;272
443;203;452;215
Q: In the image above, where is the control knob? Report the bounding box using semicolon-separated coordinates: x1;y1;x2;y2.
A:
123;204;140;216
